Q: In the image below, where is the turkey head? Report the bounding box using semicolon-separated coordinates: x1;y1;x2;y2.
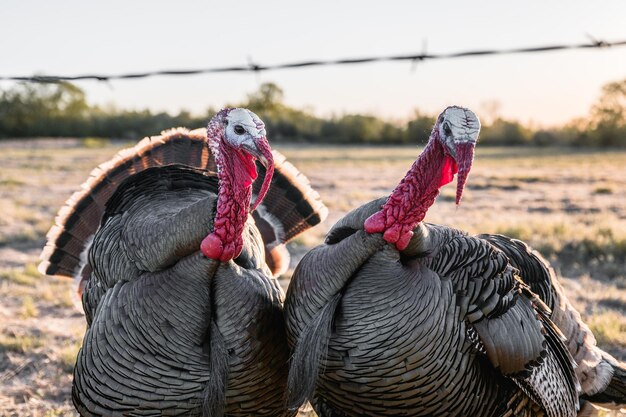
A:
364;106;480;250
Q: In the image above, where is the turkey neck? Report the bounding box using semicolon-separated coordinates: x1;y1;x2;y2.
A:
364;135;449;249
391;136;448;224
212;143;255;260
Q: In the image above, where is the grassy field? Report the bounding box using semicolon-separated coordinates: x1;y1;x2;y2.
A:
1;139;625;416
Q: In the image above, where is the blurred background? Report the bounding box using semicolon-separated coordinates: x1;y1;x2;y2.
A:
2;0;626;145
1;1;625;415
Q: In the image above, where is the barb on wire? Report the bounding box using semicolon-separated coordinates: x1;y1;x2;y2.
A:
2;38;625;83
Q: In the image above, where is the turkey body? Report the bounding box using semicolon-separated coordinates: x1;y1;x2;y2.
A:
75;166;292;416
39;126;327;416
285;198;578;417
310;239;511;416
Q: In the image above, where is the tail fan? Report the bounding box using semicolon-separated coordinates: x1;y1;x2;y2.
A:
252;151;328;276
38;128;214;285
254;151;328;243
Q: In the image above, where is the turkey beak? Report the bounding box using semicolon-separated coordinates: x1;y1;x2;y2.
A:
454;141;475;205
245;136;274;210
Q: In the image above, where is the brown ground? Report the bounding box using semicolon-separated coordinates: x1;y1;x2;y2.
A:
1;139;625;416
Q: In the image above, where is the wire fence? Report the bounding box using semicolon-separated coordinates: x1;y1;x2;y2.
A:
2;38;626;83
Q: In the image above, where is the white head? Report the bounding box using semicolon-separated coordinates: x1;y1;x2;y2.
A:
437;106;481;160
222;108;268;161
433;106;481;204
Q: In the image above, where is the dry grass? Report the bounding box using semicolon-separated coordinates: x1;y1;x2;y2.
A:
588;312;626;348
1;139;625;415
0;333;44;354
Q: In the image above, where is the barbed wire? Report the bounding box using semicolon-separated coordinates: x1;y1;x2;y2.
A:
2;38;625;83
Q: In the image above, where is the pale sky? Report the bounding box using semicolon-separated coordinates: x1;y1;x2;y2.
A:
2;0;625;126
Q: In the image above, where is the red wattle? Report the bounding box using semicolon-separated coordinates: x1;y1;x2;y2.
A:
455;142;476;205
383;225;401;244
234;151;258;187
396;230;413;250
205;119;275;265
250;138;275;211
220;242;236;262
201;233;223;260
438;155;458;187
364;211;386;234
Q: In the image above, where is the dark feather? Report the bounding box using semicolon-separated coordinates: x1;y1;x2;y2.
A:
285;202;580;417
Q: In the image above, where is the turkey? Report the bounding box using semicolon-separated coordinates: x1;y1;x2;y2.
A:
38;108;328;416
284;106;580;417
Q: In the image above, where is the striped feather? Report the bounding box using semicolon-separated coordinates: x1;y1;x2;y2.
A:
480;233;626;402
479;234;556;310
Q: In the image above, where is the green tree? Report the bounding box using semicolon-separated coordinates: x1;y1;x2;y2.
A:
0;82;89;137
239;82;324;142
3;78;624;147
245;82;284;113
480;118;532;146
588;78;626;147
406;111;436;145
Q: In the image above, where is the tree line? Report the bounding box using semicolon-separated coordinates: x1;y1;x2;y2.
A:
0;79;624;147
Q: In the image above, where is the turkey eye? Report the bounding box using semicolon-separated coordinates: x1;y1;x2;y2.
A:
443;122;452;136
234;125;246;135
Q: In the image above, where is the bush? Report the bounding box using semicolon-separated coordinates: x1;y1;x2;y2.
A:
480;118;532;146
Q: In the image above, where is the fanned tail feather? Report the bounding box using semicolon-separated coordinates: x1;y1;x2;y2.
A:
38;128;214;285
254;151;328;244
479;234;556;310
252;151;328;276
